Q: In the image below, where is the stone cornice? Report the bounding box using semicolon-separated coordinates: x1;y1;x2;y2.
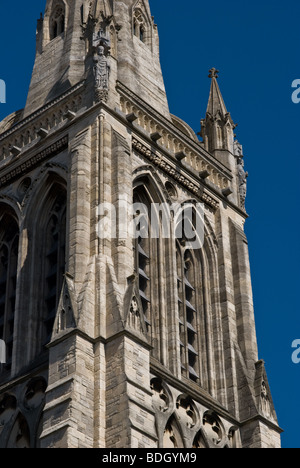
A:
0;136;68;189
132;137;219;211
116;80;232;180
240;414;283;435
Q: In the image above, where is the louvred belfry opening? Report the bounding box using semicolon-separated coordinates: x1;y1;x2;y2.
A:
177;244;199;382
0;212;19;372
42;188;66;345
133;189;152;334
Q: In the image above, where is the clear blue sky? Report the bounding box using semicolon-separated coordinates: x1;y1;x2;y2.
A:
0;0;299;448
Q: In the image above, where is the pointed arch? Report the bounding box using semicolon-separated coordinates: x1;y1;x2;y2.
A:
175;200;206;385
21;165;67;214
173;199;226;398
133;166;170;206
49;0;66;41
7;412;30;448
202;411;225;447
132;0;152;48
163;415;185;449
133;172;169;362
24;172;67;357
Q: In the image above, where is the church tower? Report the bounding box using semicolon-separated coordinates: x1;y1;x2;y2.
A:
0;0;281;448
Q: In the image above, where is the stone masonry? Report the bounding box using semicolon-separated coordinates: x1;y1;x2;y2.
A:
0;0;281;448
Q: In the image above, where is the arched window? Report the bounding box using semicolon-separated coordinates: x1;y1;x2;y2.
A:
133;10;148;45
177;245;200;382
41;186;66;346
0;211;19;372
133;189;151;333
50;2;65;40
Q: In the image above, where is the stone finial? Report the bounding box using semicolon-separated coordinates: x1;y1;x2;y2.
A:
208;68;219;79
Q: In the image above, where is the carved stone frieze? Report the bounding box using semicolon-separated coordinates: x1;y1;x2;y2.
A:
150;376;240;449
132;138;219;210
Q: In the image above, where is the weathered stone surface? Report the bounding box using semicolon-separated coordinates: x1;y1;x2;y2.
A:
0;0;281;449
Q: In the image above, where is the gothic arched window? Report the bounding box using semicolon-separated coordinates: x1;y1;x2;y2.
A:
133;189;151;334
50;2;65;40
133;10;148;45
41;186;66;346
177;244;200;383
0;211;19;372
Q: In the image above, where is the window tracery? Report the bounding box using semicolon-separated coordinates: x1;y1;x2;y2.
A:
41;187;66;346
50;2;65;40
133;9;148;45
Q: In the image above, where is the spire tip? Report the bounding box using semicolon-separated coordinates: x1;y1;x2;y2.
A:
208;68;219;79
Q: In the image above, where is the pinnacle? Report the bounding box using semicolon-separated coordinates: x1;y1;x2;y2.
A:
208;68;219;79
206;67;228;117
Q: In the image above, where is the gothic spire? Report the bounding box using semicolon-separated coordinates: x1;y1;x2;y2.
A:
206;68;228;118
200;68;236;157
24;0;169;118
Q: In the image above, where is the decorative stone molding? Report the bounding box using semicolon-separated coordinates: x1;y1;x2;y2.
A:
0;374;47;448
132;138;219;210
0;84;82;161
51;273;77;341
0;136;68;189
151;378;171;414
202;411;224;447
176;395;198;429
150;376;240;449
118;82;231;192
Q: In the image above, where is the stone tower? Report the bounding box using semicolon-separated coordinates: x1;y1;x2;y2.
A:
0;0;281;448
